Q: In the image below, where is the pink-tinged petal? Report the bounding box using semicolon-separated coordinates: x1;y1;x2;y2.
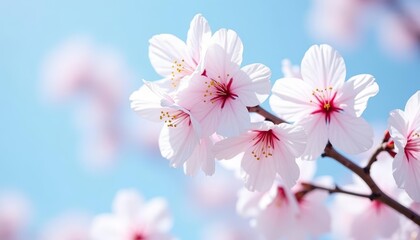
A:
328;113;374;154
214;134;250;160
130;84;168;122
393;152;420;201
149;34;195;88
254;199;296;240
275;123;307;157
202;43;240;83
217;99;250;137
301;44;346;89
141;198;172;233
236;63;271;106
90;214;126;240
241;149;277;192
338;74;379;117
297;114;329;160
112;189;143;221
388;109;409;144
298;199;331;237
272;145;299;188
270;78;314;122
236;188;265;217
187;14;212;63
210;29;243;65
184;137;215;176
158;125;199;168
404;91;420;127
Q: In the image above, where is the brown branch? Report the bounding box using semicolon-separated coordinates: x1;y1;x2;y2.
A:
299;182;373;199
247;105;286;124
323;145;420;226
363;145;385;174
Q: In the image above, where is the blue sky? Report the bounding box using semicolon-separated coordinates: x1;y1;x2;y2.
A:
0;0;419;239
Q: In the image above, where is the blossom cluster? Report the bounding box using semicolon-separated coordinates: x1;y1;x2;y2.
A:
129;14;420;239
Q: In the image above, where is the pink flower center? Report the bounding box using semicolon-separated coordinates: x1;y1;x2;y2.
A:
251;129;279;160
159;110;191;127
202;73;238;109
405;131;420;162
133;232;146;240
310;87;343;123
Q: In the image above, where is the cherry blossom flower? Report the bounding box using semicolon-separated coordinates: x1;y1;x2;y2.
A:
214;121;306;191
149;14;212;90
178;32;271;137
237;179;330;240
90;189;174;240
270;44;379;160
388;91;420;202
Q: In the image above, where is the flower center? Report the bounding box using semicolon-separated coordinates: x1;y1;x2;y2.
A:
310;87;343;123
133;233;146;240
250;130;279;160
159;110;191;127
170;59;194;88
405;131;420;162
202;73;238;109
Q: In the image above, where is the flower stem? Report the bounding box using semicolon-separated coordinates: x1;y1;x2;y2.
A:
299;182;373;199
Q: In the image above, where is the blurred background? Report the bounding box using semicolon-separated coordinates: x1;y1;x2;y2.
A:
0;0;419;239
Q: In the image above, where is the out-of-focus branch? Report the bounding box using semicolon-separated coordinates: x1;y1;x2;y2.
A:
298;182;373;199
248;105;420;226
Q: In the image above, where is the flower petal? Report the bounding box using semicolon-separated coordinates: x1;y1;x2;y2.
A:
130;83;169;122
328;112;374;154
393;151;420;201
112;189;143;221
338;74;379;117
297;114;329;160
241;149;277;192
236;63;271;106
186;14;212;63
90;214;126;240
388;109;409;144
158;124;199;168
301;44;346;89
141;197;172;233
270;77;314;122
217;99;250;137
404;90;420;127
210;29;243;65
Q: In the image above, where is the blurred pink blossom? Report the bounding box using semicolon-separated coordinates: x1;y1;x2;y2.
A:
0;192;31;240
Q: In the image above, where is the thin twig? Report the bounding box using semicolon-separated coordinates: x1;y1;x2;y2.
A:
247;105;286;124
363;146;385;174
299;182;374;199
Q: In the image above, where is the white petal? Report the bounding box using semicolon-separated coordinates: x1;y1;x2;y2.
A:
388;109;409;144
187;14;212;63
301;44;346;89
112;189;143;221
149;34;196;90
214;134;250;160
202;43;240;82
141;197;172;233
328;113;374;154
297;114;329;160
270;78;314;122
217;99;250;137
242;149;277;192
404;90;420;128
210;29;243;65
90;214;126;240
236;63;271;106
273;145;300;188
393;151;420;201
236;188;265;217
298;200;331;236
338;74;379;117
130;84;167;122
158;124;199;168
183;137;215;176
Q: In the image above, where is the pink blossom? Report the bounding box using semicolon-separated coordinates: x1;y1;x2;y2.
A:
178;32;271;137
0;192;31;240
270;44;379;160
388;91;420;202
214;121;306;191
90;189;174;240
149;14;212;91
237;182;330;240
